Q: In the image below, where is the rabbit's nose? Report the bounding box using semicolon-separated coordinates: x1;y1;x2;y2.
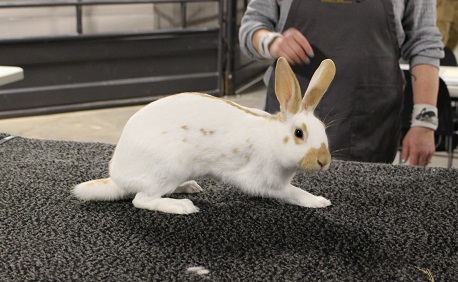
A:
317;151;331;168
299;143;331;171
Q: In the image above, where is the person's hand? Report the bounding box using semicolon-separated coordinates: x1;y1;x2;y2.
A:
401;127;435;166
269;28;314;65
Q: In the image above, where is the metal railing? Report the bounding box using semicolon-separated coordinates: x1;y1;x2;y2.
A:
0;0;267;117
0;0;220;36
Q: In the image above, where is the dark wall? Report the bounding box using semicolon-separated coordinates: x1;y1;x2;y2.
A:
0;30;221;118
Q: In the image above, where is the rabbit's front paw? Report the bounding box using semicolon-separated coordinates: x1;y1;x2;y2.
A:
281;186;332;208
302;196;331;208
163;199;200;214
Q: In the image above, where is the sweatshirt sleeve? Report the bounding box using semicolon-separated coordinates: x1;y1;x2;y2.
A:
238;0;282;60
397;0;444;68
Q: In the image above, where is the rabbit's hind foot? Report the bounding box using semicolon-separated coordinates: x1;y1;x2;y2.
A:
132;192;199;214
173;180;203;194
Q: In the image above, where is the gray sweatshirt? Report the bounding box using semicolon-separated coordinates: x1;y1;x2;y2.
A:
239;0;444;69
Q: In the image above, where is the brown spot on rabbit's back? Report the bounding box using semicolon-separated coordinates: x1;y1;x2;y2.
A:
189;92;281;121
200;128;215;136
181;125;189;130
246;139;254;148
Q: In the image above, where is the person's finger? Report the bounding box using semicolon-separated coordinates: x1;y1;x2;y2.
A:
420;150;433;166
402;127;435;166
286;37;310;64
283;29;313;64
282;41;305;64
286;28;314;59
274;37;303;65
282;30;308;63
408;148;420;166
401;140;410;164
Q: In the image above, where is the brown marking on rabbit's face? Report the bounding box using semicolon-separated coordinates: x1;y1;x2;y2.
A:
181;125;189;130
283;136;289;144
299;143;331;171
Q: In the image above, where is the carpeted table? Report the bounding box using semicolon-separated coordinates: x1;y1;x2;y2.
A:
1;133;457;281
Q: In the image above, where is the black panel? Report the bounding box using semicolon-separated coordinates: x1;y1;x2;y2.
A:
0;31;220;117
0;0;270;118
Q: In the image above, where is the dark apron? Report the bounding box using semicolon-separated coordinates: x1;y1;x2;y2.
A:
265;0;403;163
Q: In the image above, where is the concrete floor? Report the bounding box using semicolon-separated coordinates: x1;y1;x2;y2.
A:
0;81;456;168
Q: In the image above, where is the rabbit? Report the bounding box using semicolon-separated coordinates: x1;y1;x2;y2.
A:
73;57;335;214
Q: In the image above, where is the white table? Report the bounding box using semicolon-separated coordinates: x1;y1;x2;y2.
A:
0;66;24;87
400;64;458;99
438;66;458;99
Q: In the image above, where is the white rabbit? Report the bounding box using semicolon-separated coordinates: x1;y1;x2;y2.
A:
73;57;335;214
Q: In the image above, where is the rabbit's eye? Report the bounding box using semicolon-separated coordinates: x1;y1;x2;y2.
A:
294;129;303;139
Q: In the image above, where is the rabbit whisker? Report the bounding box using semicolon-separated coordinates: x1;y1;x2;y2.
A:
322;104;339;126
323;111;352;129
331;148;348;155
321;93;349;125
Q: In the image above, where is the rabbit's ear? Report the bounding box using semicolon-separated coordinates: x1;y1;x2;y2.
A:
302;59;336;111
275;57;302;114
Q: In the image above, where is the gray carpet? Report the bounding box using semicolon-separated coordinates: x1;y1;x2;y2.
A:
1;133;457;281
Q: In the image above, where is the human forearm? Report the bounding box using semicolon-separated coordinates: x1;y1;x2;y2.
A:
401;64;439;166
410;64;439;106
239;0;280;60
400;0;443;67
252;29;277;58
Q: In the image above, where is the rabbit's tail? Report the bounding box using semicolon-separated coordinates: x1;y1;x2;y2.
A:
73;178;128;201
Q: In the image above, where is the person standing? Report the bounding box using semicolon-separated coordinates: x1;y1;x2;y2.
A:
239;0;444;166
